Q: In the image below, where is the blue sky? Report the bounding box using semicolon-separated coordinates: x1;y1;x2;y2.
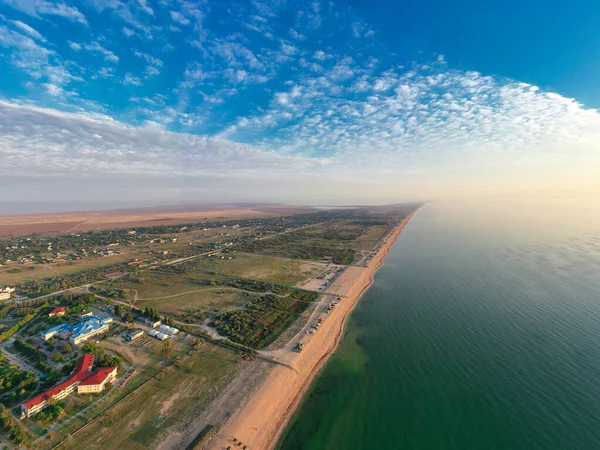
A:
0;0;599;209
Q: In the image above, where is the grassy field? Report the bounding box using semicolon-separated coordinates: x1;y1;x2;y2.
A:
61;342;238;450
96;253;321;316
353;225;392;250
95;268;251;316
191;252;322;285
0;255;136;285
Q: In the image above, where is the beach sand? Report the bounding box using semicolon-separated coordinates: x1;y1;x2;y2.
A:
209;212;415;450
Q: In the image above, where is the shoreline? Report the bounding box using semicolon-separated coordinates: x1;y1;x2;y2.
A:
209;211;417;450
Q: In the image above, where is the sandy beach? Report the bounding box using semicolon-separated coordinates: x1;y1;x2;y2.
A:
209;212;416;450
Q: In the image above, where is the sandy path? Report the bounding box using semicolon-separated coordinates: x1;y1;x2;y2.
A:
208;212;416;450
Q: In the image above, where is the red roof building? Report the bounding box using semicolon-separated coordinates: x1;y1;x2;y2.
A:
21;353;116;418
48;306;67;317
77;367;118;393
73;353;94;373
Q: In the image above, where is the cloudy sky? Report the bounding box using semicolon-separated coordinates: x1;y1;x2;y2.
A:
1;0;599;211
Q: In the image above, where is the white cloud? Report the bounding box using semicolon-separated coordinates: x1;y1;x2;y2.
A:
2;0;87;25
170;10;190;25
313;50;330;60
123;73;142;86
134;51;163;67
73;41;119;62
10;20;45;41
144;65;160;77
122;27;134;37
0;100;325;177
136;0;153;15
43;82;63;96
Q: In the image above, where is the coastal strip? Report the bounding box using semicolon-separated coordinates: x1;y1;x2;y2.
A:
209;211;417;450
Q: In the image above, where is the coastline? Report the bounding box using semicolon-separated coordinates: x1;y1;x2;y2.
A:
209;211;417;450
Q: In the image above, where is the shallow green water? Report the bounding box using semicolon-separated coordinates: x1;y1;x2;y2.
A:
278;201;600;450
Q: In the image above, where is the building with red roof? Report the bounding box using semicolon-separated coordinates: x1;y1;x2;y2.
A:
77;367;118;393
21;353;117;418
48;306;67;317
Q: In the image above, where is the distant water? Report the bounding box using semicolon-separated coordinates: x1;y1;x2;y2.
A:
278;200;600;450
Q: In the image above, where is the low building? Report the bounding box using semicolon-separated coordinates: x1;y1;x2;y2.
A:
125;329;144;341
41;316;112;345
69;317;111;345
41;323;71;341
158;324;179;336
77;367;117;393
0;286;15;302
144;319;161;328
155;332;169;341
49;307;67;317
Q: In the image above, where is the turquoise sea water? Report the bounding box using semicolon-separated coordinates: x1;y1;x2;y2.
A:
278;201;600;450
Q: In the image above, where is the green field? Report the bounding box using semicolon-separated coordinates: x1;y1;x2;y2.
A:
95;253;322;317
190;252;322;285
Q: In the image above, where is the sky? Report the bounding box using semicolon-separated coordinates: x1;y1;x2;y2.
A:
0;0;599;211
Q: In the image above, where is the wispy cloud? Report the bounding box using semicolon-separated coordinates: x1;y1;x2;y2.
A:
0;100;326;177
1;0;87;25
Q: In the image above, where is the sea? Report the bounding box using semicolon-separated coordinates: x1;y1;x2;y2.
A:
277;199;600;450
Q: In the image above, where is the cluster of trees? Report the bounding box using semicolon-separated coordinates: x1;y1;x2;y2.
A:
34;400;64;422
238;232;357;264
14;339;52;373
0;406;26;445
80;342;121;370
0;305;13;320
142;306;160;321
226;278;290;295
0;353;38;398
0;313;36;344
212;290;316;349
18;264;129;297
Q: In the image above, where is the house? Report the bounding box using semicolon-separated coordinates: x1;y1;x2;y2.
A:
125;329;144;342
48;307;67;317
21;354;116;418
144;318;161;328
0;286;15;302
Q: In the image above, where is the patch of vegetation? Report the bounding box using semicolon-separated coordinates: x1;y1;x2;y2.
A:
0;405;26;445
80;342;122;370
0;351;38;402
13;339;52;373
211;289;317;348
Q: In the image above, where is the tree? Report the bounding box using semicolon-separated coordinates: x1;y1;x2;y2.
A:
123;312;133;323
61;343;72;353
114;304;123;316
160;340;174;360
52;352;63;362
